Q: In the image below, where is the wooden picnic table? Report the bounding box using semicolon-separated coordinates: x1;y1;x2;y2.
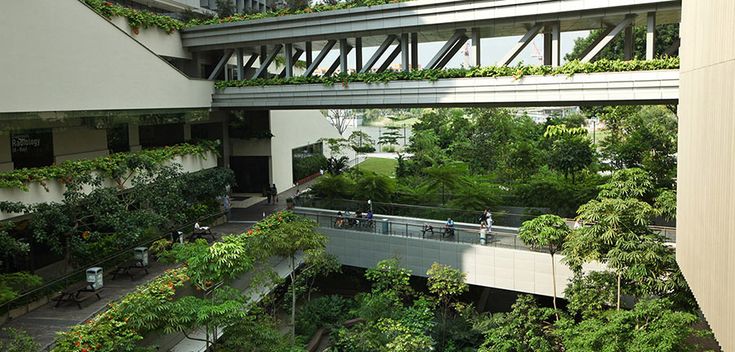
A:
112;258;149;280
54;281;104;309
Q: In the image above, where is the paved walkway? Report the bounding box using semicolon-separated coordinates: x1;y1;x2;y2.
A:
0;180;317;350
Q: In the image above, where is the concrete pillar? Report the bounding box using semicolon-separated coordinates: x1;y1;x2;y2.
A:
0;133;13;172
411;33;419;69
544;22;560;66
624;24;634;60
470;28;481;67
400;33;409;72
183;124;192;141
339;38;349;74
129;123;141;152
221;118;231;168
646;12;656;60
305;41;313;67
259;46;267;64
236;48;244;80
355;37;363;72
284;43;294;78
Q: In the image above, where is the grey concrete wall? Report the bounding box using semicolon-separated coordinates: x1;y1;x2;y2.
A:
321;227;602;298
677;0;735;350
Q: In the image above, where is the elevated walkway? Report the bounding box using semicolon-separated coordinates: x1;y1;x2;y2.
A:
295;207;604;298
213;70;679;109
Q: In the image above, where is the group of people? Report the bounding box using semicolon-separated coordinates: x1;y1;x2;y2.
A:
335;209;374;228
420;209;493;242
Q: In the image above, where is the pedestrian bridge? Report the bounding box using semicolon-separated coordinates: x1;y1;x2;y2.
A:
294;207;603;298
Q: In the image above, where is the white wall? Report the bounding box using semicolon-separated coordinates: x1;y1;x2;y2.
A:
0;135;12;172
0;0;213;114
0;151;217;220
53;127;109;163
269;110;343;192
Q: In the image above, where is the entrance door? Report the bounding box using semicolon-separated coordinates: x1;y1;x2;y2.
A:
230;156;269;193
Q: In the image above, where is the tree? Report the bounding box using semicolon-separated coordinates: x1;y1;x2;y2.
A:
426;263;469;348
259;217;327;341
556;299;701;352
544;125;595;183
422;162;471;204
365;258;413;298
379;126;402;151
655;189;677;221
348;130;375;154
354;171;396;202
518;214;570;319
563;271;618;319
565;23;679;61
323;109;354;136
479;295;557;352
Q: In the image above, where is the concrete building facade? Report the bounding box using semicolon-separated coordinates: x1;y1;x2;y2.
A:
677;0;735;350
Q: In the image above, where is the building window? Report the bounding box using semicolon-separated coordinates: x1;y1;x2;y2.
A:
139;123;185;148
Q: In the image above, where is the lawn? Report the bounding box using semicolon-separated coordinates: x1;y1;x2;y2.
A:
356;157;398;177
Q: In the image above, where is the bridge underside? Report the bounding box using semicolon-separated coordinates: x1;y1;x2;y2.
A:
212;70;679;109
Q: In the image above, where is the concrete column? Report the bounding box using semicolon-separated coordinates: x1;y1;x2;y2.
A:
646;12;656;60
284;43;294;78
400;33;409;72
0;134;13;172
339;38;349;74
543;22;560;66
183;123;192;141
305;41;313;67
259;46;267;64
221;118;231;168
411;33;419;69
236;48;244;80
128;123;141;151
624;24;634;60
355;37;363;72
470;28;481;67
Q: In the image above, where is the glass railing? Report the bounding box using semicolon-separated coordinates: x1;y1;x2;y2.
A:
294;208;534;251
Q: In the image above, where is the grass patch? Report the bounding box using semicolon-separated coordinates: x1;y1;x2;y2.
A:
356;157;398;177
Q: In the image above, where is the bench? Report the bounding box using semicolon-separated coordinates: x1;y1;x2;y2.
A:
54;282;104;309
112;258;149;280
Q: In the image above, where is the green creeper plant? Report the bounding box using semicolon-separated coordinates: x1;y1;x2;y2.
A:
518;214;570;319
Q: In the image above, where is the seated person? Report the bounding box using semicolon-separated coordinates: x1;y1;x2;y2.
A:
335;211;344;227
366;210;374;220
421;223;435;237
444;218;455;237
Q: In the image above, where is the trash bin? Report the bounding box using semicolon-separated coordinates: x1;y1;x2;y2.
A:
381;219;389;234
479;230;487;245
134;247;149;267
86;267;103;290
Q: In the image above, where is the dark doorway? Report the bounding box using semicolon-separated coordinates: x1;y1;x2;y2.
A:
106;124;130;154
11;129;54;169
230;156;269;193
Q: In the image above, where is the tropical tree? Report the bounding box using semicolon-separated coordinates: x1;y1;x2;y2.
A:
365;258;413;299
426;263;469;348
422;162;471;204
518;214;570;318
556;299;701;352
563;271;618;319
258;217;327;341
353;171;396;202
348;130;376;153
479;295;557;352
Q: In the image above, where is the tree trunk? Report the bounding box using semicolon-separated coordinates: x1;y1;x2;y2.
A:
551;253;559;320
291;255;296;343
616;272;622;310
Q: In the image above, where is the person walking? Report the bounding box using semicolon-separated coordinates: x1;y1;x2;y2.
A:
270;183;278;203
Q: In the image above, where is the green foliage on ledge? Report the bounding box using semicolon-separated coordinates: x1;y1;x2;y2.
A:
0;142;219;191
215;57;681;89
187;0;408;27
82;0;185;33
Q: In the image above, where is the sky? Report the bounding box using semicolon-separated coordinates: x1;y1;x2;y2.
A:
311;30;591;70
